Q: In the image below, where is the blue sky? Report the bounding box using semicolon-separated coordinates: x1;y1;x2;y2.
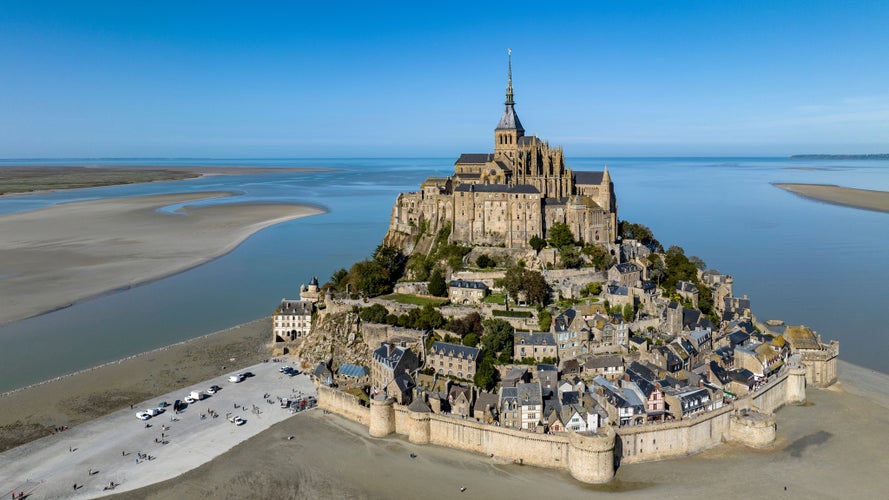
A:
1;1;888;158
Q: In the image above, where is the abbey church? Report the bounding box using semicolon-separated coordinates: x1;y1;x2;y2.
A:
385;53;617;251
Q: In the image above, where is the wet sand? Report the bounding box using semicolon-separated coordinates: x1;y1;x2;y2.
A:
0;192;325;325
114;361;889;499
774;183;889;214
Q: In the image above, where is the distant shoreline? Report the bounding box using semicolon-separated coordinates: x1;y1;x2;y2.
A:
0;165;334;197
773;183;889;214
790;154;889;160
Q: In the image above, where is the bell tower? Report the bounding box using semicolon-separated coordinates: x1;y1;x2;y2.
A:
494;49;524;162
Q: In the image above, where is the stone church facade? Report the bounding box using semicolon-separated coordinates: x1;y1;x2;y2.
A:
385;54;617;251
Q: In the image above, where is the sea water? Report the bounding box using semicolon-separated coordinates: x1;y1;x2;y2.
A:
0;157;887;392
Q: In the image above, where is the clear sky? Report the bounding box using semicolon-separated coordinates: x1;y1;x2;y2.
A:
1;1;888;158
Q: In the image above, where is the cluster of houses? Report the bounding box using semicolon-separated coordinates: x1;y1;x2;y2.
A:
288;245;834;434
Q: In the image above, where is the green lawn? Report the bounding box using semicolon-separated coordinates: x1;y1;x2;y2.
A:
484;292;506;305
380;293;449;307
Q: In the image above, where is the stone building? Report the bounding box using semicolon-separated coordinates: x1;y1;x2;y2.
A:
371;342;419;394
427;341;481;381
384;52;617;251
272;299;313;342
514;332;558;362
448;279;489;305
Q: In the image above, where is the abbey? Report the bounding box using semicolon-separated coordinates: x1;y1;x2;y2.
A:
385;54;617;250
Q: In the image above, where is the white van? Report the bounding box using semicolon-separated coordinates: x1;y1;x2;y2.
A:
228;374;244;383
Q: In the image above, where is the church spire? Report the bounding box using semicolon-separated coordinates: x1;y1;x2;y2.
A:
505;48;515;106
496;48;524;132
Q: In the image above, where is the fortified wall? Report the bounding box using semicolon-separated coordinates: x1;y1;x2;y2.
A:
316;366;806;484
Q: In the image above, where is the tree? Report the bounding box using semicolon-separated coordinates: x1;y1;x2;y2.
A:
529;235;546;252
463;332;479;347
373;245;407;283
474;352;497;390
580;281;602;297
446;312;484;338
503;266;549;306
582;244;614;270
359;304;389;324
538;309;552;331
548;222;575;248
689;255;707;271
663;246;698;291
329;268;348;290
619;221;664;252
481;318;514;355
622;303;635;322
349;260;390;297
559;247;582;269
428;268;447;297
476;254;496;269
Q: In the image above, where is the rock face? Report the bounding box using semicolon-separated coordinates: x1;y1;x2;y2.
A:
290;310;370;370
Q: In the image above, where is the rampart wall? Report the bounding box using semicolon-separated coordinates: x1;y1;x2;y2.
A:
316;361;804;483
317;385;369;426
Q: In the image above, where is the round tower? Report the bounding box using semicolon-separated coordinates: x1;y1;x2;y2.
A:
728;408;776;448
567;427;616;484
369;397;395;438
787;365;807;404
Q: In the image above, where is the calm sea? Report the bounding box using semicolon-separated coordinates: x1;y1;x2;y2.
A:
0;157;887;392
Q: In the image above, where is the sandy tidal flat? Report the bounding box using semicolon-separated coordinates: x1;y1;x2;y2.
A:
774;183;889;213
0;192;324;325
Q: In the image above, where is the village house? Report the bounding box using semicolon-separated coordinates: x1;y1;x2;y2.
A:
584;354;624;381
371;342;419;394
427;341;481;381
608;262;642;287
448;279;489;305
723;295;752;322
663;386;713;420
676;280;699;307
590;376;646;426
448;384;473;417
272;299;313;342
473;391;500;423
514;332;558;362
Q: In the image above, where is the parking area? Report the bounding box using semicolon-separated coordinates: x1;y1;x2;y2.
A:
0;361;316;499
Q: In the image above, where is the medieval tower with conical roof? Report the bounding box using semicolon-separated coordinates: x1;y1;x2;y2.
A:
385;51;617;253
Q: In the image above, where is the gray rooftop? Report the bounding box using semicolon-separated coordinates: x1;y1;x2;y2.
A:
496;103;524;131
449;279;488;290
455;153;494;164
276;299;312;315
430;341;481;361
573;171;605;185
515;332;556;346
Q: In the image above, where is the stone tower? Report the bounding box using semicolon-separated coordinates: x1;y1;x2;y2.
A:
494;48;524;163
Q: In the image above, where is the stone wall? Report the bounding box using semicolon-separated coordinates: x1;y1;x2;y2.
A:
317;385;369;426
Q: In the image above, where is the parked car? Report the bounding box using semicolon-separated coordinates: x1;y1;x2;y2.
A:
207;385;221;395
228;374;244;383
136;412;151;420
158;401;169;408
184;396;196;404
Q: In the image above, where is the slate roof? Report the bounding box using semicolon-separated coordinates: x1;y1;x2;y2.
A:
430;341;481;361
515;382;543;405
728;330;750;347
606;285;629;296
561;390;580;405
584;354;623;370
515;332;556;346
390;373;415;393
517;135;538;145
454;183;540;194
573;171;605;185
474;391;499;414
614;263;640;274
554;308;577;331
677;280;698;293
689;328;711;344
496;104;524;131
372;343;410;370
455;153;494;164
408;398;432;413
537;363;558;372
449;279;488;290
276;299;313;316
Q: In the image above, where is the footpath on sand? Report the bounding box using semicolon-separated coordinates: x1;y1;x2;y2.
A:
0;361;316;499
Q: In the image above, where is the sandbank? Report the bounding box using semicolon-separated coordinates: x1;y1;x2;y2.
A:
774;183;889;214
0;192;325;325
